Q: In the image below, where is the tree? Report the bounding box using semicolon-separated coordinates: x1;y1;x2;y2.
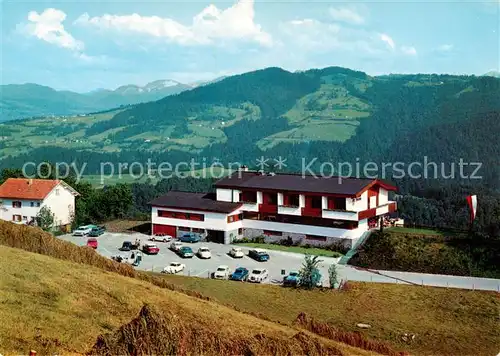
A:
36;206;54;231
298;255;323;289
328;264;339;289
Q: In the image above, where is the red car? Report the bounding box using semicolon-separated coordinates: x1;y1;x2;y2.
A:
142;243;160;255
86;238;98;249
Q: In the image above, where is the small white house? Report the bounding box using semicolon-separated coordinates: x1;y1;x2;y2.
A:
0;178;80;229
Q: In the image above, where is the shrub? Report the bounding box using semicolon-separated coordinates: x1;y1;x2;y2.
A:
251;236;265;244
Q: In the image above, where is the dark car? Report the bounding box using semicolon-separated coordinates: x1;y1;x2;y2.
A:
88;226;106;237
229;267;249;281
178;233;201;243
248;249;270;262
283;271;300;287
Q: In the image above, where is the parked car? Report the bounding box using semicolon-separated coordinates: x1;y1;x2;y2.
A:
229;267;249;281
119;240;140;251
178;246;194;258
248;249;270;262
73;224;97;236
86;238;98;249
142;243;160;255
283;271;300;287
88;226;106;237
150;234;173;243
197;247;212;259
213;265;231;279
170;241;183;252
162;262;186;274
179;233;201;243
228;247;244;258
248;268;269;283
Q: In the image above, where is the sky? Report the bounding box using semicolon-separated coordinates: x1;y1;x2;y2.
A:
1;0;499;92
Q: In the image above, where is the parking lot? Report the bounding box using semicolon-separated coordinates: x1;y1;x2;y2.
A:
58;231;340;285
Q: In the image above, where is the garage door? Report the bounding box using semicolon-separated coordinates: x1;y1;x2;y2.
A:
153;224;176;236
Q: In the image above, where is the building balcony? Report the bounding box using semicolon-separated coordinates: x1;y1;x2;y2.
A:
239;201;259;212
322;209;359;221
259;204;278;214
278;205;302;216
301;207;322;217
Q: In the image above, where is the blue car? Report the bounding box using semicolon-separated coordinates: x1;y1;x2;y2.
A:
283;271;300;287
178;233;201;243
230;267;249;281
248;249;270;262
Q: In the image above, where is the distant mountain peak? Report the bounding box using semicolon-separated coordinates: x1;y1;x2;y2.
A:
483;71;500;78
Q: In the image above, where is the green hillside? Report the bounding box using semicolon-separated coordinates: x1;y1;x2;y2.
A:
1;66;499;190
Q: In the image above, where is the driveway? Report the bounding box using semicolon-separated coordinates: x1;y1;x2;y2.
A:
58;232;500;291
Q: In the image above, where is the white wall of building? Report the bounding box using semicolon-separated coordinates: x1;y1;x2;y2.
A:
151;206;230;231
216;188;233;202
257;191;263;204
345;191;368;212
321;196;328;210
277;193;284;206
379;188;388;205
243;219;366;240
232;189;241;202
42;184;75;226
299;194;305;208
0;198;41;222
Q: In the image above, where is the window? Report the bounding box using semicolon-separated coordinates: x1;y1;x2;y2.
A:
30;202;34;207
178;226;190;232
227;214;241;223
36;202;41;207
238;228;243;235
22;216;27;220
263;230;282;236
311;196;322;209
12;201;22;208
306;235;327;241
55;189;60;196
158;210;205;221
12;215;21;222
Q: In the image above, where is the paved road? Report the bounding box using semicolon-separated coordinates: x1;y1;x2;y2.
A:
59;232;500;291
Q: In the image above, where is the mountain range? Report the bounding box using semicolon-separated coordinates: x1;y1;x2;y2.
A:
0;79;194;122
1;66;499;189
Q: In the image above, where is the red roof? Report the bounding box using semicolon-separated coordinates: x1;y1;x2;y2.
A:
0;178;61;200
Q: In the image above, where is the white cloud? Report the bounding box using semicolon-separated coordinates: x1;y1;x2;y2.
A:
401;46;417;55
379;33;395;50
19;8;84;51
75;0;272;47
329;7;365;25
437;44;454;52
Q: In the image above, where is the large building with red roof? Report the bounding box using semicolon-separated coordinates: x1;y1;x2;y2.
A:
0;178;80;229
150;169;397;247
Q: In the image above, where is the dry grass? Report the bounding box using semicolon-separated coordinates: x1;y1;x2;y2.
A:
0;246;380;356
158;275;500;356
1;221;499;356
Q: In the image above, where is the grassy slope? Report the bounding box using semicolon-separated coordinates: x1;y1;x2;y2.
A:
158;275;500;356
351;230;500;278
0;246;379;356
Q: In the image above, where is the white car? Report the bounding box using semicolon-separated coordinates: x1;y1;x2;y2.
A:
248;268;269;283
73;225;95;236
213;265;231;279
228;247;244;258
150;234;172;243
170;241;183;251
197;247;212;259
162;262;186;274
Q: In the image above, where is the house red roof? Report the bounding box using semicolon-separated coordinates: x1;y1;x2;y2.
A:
0;178;61;200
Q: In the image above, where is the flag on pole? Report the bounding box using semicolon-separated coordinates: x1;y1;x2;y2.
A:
466;195;478;224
